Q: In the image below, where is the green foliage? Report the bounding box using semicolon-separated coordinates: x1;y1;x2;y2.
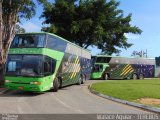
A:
41;0;77;42
2;0;48;21
41;0;142;54
15;24;25;33
2;0;35;22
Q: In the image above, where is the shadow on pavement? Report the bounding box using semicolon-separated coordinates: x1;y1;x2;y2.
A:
0;86;71;97
0;90;45;97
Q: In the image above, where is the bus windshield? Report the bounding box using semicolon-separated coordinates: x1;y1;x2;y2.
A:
6;55;44;77
11;34;46;48
92;65;103;72
96;57;111;63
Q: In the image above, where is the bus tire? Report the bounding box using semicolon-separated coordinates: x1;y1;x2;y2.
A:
53;78;59;92
77;76;82;85
58;77;62;89
81;75;86;84
139;74;144;79
104;74;108;80
133;74;138;80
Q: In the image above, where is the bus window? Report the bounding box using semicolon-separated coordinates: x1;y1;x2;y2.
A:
93;65;103;72
6;55;44;77
47;35;67;52
6;55;22;76
11;35;46;48
156;57;160;66
96;57;111;63
91;56;96;64
21;56;43;76
44;56;56;76
37;35;46;47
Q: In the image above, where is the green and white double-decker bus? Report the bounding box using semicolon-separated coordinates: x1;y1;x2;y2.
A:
90;55;155;80
5;32;91;92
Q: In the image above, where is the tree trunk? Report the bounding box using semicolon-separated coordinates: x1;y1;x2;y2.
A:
0;1;3;87
0;0;20;87
0;63;5;87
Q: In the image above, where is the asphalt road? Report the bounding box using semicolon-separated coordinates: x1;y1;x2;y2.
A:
0;80;151;114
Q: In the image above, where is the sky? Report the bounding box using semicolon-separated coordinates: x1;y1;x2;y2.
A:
20;0;160;58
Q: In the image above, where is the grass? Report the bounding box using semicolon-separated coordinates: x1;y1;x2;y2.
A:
91;79;160;102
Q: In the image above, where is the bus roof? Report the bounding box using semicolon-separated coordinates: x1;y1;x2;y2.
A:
16;32;91;53
93;55;155;60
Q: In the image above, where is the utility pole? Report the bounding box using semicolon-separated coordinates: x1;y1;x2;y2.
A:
146;49;148;58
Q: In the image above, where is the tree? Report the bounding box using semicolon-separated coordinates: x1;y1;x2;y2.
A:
41;0;142;55
0;0;48;85
41;0;77;42
15;24;25;33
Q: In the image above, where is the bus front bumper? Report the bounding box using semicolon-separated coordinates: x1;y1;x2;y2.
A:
90;72;102;79
5;82;47;92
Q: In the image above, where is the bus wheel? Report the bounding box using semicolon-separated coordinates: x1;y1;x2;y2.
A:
133;74;138;80
81;75;86;84
77;76;82;85
58;77;62;89
104;74;108;80
53;78;59;92
139;74;144;79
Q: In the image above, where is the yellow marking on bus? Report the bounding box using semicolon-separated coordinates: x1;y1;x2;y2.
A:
77;66;81;72
77;58;79;64
70;56;79;79
72;59;80;78
129;70;134;73
70;58;78;79
73;65;81;77
121;64;130;71
70;56;78;78
124;68;134;75
122;66;132;75
120;64;131;75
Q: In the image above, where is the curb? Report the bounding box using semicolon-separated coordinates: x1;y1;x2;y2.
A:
88;84;160;114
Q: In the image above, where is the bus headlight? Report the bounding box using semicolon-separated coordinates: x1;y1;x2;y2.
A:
5;80;11;83
30;82;41;85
